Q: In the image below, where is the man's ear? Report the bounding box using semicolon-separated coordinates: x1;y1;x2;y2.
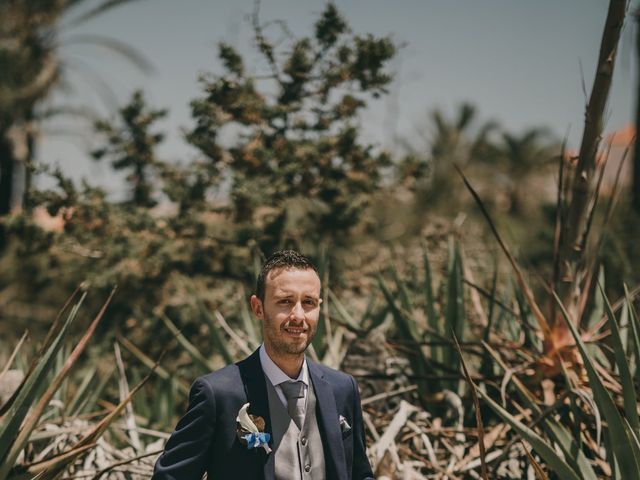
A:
250;294;264;320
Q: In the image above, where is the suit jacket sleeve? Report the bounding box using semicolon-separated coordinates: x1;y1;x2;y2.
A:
350;376;375;480
153;377;217;480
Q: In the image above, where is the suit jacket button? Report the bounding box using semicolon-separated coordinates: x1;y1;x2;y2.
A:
304;464;311;472
301;436;307;446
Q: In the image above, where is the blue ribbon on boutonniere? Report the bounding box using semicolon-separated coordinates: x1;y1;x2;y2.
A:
236;403;272;453
243;432;272;449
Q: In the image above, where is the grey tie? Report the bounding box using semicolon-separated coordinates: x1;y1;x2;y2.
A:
280;380;305;429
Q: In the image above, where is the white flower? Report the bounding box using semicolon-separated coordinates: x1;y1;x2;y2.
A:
236;403;271;454
236;403;259;433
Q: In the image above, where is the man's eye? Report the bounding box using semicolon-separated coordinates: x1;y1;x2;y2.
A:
279;299;291;305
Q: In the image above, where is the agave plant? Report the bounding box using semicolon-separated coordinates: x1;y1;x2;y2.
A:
0;287;158;479
376;238;469;407
450;282;640;479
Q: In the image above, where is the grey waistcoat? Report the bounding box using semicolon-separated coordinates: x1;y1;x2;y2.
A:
265;377;326;480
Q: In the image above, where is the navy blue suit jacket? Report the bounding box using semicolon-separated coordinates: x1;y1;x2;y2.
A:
153;349;374;479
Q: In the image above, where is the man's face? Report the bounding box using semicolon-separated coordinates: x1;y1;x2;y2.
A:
251;267;322;356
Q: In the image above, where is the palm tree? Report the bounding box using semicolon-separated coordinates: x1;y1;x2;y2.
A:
423;102;500;205
0;0;150;215
500;128;558;214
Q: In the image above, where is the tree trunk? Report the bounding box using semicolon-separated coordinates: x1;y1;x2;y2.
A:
553;0;627;349
0;125;32;215
0;132;15;216
22;121;36;212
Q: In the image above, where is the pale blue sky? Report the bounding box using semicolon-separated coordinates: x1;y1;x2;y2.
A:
40;0;637;197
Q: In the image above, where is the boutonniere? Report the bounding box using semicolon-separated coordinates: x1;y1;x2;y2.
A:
236;403;272;453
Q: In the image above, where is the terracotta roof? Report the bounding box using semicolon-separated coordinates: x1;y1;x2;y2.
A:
605;124;635;146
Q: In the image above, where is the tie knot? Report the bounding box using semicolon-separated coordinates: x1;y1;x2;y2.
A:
280;380;305;400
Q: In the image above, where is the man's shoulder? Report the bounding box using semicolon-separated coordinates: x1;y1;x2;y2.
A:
194;363;243;396
310;360;356;391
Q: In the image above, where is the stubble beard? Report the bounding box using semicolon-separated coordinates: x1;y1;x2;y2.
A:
263;313;317;356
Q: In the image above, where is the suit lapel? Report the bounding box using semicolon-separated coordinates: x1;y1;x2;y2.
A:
308;360;348;480
237;349;273;480
240;350;349;480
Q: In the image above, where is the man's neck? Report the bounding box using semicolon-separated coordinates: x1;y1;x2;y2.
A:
264;344;304;379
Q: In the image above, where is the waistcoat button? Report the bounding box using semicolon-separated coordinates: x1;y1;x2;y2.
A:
304;464;311;472
301;436;307;446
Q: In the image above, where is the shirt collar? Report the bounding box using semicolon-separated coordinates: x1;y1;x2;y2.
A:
259;344;308;387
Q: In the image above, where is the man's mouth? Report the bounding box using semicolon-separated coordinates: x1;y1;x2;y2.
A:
283;325;307;337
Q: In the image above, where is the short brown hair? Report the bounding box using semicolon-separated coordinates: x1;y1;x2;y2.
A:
256;250;318;302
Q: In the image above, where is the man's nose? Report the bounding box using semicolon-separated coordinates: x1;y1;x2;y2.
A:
291;301;305;321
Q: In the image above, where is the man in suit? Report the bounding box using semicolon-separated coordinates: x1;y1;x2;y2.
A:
153;250;374;480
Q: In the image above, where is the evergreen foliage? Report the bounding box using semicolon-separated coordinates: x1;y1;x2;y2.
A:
92;90;167;208
186;3;395;250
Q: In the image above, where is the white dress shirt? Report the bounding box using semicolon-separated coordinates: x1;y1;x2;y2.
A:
259;344;309;413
